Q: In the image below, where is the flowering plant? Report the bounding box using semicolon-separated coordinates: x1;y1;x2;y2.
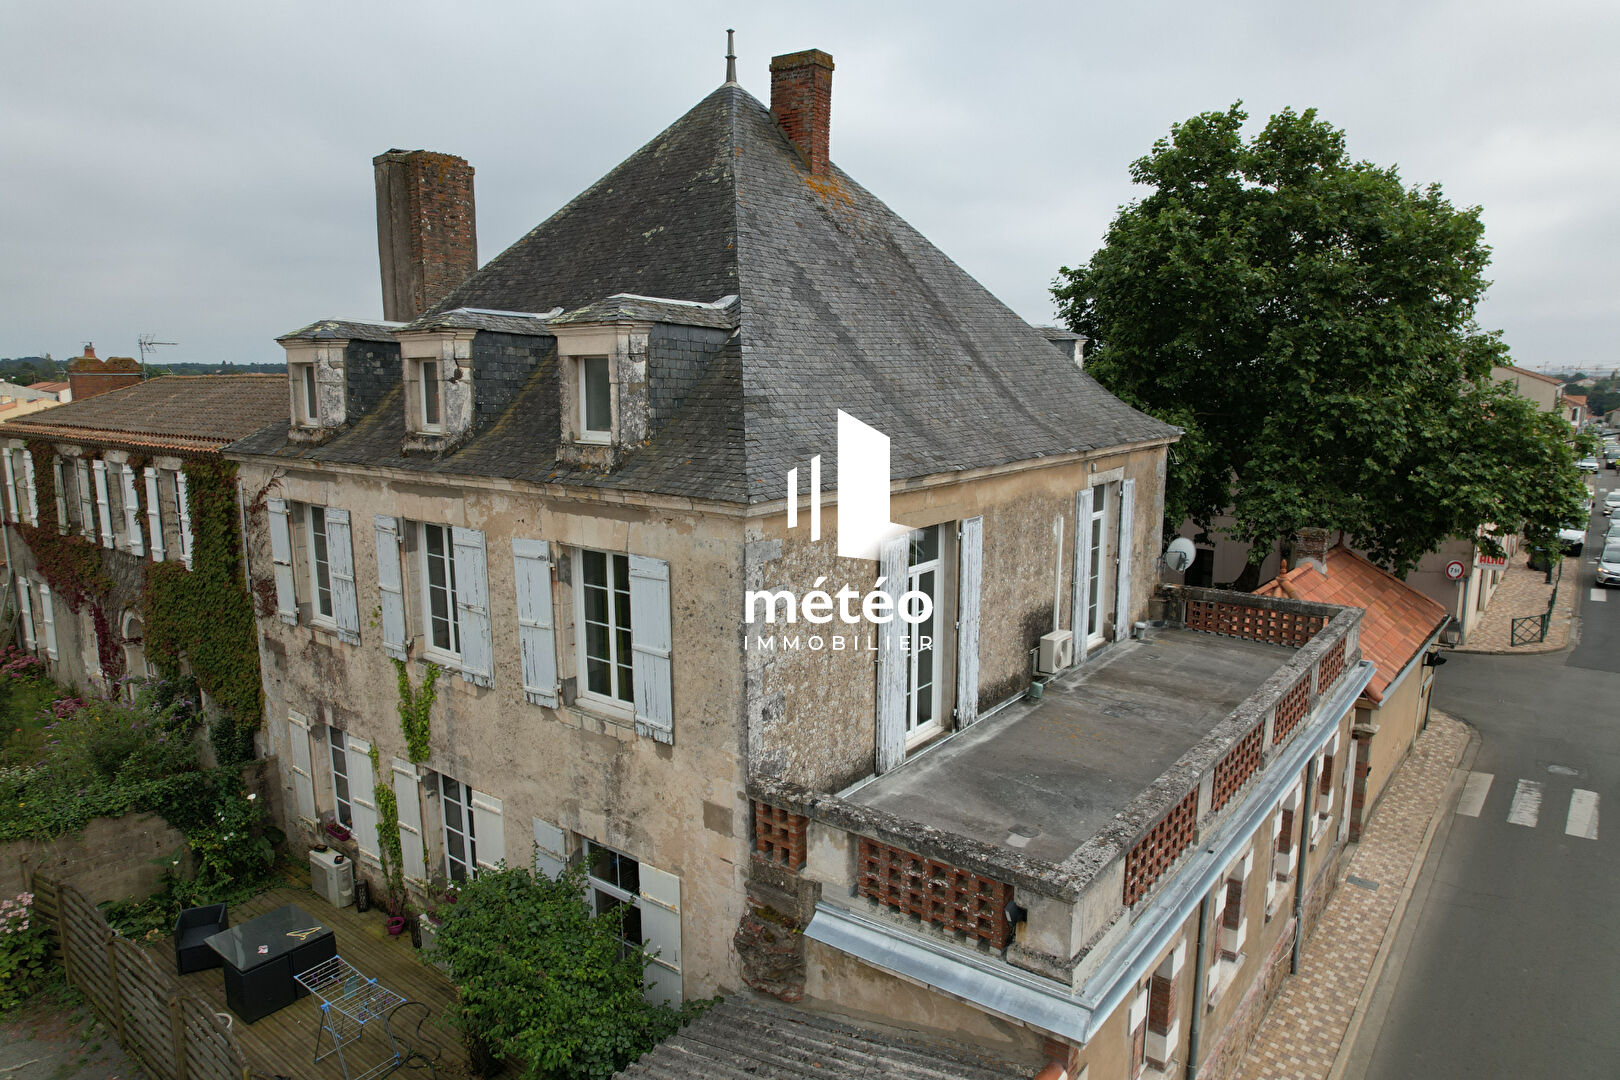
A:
0;892;51;1012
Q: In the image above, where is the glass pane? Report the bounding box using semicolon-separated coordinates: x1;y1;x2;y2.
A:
582;549;607;588
303;366;318;421
584;584;608;625
587;656;611;695
332;774;350;807
330;743;346;776
620;903;642;951
446;830;465;865
336;800;352;828
616;659;634;703
614;580;632;631
909;525;939;565
584;357;611;432
586;622;610;664
442;791;463;832
311;509;332;617
422;361;440;426
916;683;934;724
589;844;615;884
618;853;639;895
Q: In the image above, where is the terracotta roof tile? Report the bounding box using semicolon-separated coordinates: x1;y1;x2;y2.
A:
0;374;288;456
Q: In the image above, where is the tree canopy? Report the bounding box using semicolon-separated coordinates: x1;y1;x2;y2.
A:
1054;104;1590;575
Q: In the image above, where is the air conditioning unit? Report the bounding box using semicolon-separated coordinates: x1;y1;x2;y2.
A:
1037;630;1074;675
310;848;355;908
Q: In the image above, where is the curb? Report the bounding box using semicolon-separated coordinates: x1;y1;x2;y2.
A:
1327;716;1480;1080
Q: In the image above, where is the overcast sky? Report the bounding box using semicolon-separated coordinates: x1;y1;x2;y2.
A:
2;1;1615;373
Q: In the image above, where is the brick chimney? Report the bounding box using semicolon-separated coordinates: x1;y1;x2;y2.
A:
67;346;142;401
1290;528;1333;575
770;50;834;174
373;150;478;323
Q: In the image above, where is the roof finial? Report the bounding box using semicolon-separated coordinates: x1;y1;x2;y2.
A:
725;29;737;84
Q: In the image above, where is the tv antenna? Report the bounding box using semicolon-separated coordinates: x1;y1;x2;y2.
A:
137;334;176;378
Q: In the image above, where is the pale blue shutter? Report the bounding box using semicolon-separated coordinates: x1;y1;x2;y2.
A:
628;555;673;744
346;734;380;866
512;538;559;707
374;516;407;660
39;584;57;661
21;452;38;527
52;458;68;534
92;460;113;547
143;467;164;561
119;464;143;555
1;448;16;523
75;461;94;540
326;508;360;644
638;864;683;1004
452;527;493;687
267;497;297;624
1115;478;1136;642
391;757;427;882
533;818;567;879
15;579;34;651
875;536;908;772
955;517;983;726
175;471;193;568
470;790;505;873
1073;487;1094;662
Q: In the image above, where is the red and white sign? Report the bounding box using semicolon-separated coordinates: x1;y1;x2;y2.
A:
1476;554;1507;570
1444;560;1467;581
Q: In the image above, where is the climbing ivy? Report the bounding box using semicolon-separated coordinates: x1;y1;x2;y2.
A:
368;744;409;917
392;658;439;764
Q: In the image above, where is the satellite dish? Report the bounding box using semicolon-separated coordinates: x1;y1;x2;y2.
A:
1164;537;1196;574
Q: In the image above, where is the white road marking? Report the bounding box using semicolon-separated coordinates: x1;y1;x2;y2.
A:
1508;779;1543;828
1457;772;1494;817
1591;587;1608;602
1566;790;1600;840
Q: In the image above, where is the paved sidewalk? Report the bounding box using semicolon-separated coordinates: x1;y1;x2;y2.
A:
1237;712;1471;1080
1452;562;1575;653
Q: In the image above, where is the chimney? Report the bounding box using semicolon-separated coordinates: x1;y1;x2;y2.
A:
68;347;142;401
1290;528;1332;575
373;150;478;323
770;50;834;174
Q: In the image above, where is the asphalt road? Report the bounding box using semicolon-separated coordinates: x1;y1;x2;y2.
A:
1361;470;1620;1078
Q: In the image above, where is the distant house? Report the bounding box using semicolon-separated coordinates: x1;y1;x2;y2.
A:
1562;392;1587;427
0;379;71;420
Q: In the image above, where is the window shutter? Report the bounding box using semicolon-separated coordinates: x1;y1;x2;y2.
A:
628;555;673;744
143;467;164;562
955;516;983;726
391;758;427;882
346;735;380;865
76;461;94;539
1073;487;1094;662
119;464;144;555
374;515;407;660
1;448;16;523
1115;477;1136;642
639;863;683;1004
470;789;505;872
532;818;567;880
875;535;908;772
325;508;360;644
22;451;39;527
286;712;317;824
512;538;559;707
267;497;297;624
15;579;34;651
451;527;493;687
39;583;57;661
175;471;193;568
92;460;113;548
52;458;68;534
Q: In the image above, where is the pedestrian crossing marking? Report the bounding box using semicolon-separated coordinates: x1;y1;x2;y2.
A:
1457;772;1493;817
1566;790;1600;840
1507;779;1543;828
1591;587;1608;602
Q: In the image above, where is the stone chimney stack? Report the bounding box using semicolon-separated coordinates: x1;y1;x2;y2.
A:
770;50;834;175
67;346;142;401
373;150;478;323
1290;527;1333;575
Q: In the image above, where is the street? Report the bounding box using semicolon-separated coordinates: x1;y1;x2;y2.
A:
1361;469;1620;1077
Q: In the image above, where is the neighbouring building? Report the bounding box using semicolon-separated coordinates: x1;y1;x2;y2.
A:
228;47;1373;1080
1562;392;1587;428
0;380;72;423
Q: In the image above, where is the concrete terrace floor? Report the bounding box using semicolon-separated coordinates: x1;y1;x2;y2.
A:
849;628;1296;864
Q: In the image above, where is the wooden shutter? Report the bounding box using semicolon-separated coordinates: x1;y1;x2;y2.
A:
1073;487;1094;662
955;516;983;726
143;467;164;561
346;734;380;865
119;464;143;555
52;458;67;534
639;863;683;1004
374;516;407;660
175;471;193;568
875;535;908;773
326;508;360;644
532;818;567;880
512;538;559;707
628;555;673;744
451;527;493;687
92;460;113;548
267;497;297;624
21;451;38;527
76;460;94;539
1;448;15;523
1115;477;1136;642
470;789;505;873
391;758;426;882
286;712;317;824
15;579;34;651
38;584;57;661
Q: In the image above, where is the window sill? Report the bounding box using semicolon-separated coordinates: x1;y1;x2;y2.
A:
1206;951;1246;1009
559;704;637;742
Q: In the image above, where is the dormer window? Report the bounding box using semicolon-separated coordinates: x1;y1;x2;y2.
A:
419;360;443;432
398;330;474;443
578;356;613;443
292;361;320;427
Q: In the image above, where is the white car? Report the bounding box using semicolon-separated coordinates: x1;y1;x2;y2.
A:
1579;456;1601;473
1599;540;1620;587
1558;525;1586;555
1606;491;1620;516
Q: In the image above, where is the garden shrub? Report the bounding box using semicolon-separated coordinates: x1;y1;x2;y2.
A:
0;892;51;1012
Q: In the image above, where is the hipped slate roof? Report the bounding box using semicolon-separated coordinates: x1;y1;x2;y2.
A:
232;82;1176;502
2;374;289;456
1257;546;1448;704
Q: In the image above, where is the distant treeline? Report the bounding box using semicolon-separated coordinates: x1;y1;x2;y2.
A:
0;358;285;384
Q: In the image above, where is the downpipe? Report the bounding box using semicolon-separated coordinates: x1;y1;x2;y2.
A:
1290;757;1318;975
1183;889;1212;1079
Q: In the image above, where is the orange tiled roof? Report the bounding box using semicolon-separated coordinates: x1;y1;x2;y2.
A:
1564;393;1587;407
1256;546;1448;704
0;374;287;456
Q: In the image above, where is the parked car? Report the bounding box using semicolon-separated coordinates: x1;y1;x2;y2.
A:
1605;490;1620;516
1599;540;1620;587
1558;525;1585;556
1577;456;1601;473
1606;518;1620;543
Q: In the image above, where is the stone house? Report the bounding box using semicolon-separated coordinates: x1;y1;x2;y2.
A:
227;47;1372;1080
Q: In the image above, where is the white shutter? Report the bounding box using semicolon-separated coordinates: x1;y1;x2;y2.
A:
16;579;35;651
119;464;143;555
143;467;164;561
1073;487;1094;662
346;735;380;865
38;583;57;661
92;460;113;548
76;460;94;539
1;447;16;524
267;498;297;624
391;758;427;882
628;555;673;744
1115;477;1136;642
286;712;317;824
512;538;559;707
639;863;683;1004
876;536;908;772
470;789;505;872
532;818;567;880
955;516;983;726
22;451;38;527
374;516;407;660
175;471;193;568
52;458;68;534
326;508;360;644
451;527;493;687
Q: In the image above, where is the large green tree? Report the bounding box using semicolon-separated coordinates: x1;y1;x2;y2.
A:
1054;104;1590;576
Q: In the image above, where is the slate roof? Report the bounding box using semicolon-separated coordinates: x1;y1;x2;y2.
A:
550;294;740;330
278;319;403;343
1;374;290;456
1257;546;1448;704
233;82;1177;502
612;998;1010;1080
401;308;560;334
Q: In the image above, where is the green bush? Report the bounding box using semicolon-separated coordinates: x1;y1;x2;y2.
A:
0;891;52;1012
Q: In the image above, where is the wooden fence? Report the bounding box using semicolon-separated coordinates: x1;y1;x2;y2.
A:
32;873;249;1080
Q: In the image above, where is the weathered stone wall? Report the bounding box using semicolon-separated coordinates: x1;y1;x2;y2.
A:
1;814;187;905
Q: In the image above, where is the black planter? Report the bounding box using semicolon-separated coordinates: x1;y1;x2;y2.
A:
355;879;370;913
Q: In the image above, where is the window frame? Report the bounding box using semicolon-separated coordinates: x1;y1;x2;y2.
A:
417;359;443;433
329;736;354;828
904;525;945;750
573;547;634;716
440;773;478;882
1086;483;1114;647
418;521;462;661
575;355;614;444
306;505;336;625
291;361;320;426
584;839;644;957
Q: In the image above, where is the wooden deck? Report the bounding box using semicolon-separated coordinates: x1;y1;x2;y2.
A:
155;887;471;1080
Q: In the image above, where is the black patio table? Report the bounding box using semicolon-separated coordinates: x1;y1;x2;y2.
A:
205;903;336;1024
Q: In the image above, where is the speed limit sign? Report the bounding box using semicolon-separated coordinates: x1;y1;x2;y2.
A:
1444;560;1466;581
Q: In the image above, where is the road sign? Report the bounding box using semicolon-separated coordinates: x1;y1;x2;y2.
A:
1445;560;1467;581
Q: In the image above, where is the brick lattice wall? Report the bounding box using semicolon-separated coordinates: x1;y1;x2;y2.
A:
1123;788;1199;905
1212;722;1265;813
753;803;809;871
1317;636;1346;689
1186;600;1326;647
1272;676;1311;745
855;838;1014;948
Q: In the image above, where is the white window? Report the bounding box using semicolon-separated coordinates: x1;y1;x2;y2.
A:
420;522;461;657
308;506;335;623
1086;485;1110;643
905;525;944;748
330;737;354;828
586;840;643;955
440;773;477;882
577;356;612;442
577;549;632;706
418;360;442;432
292;362;319;426
584;839;683;1003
